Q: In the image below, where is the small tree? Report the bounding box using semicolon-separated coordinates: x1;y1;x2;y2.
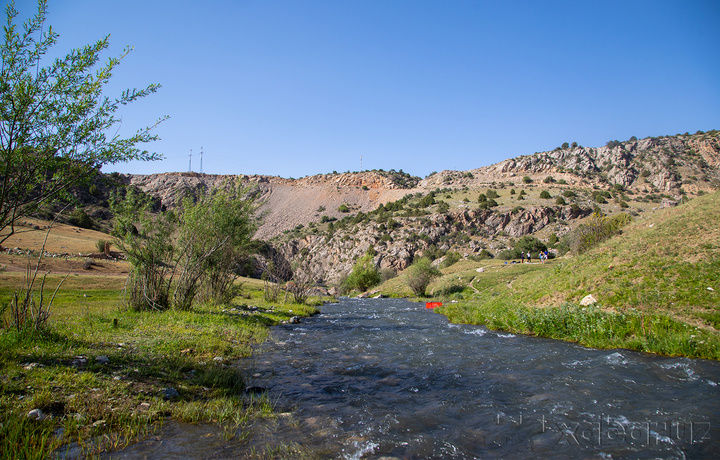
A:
174;184;257;309
539;190;552;199
0;1;164;248
405;257;440;297
111;188;175;311
344;252;380;292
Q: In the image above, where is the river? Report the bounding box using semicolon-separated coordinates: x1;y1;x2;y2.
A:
115;298;720;459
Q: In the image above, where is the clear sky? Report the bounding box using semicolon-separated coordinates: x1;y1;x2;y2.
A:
10;0;720;178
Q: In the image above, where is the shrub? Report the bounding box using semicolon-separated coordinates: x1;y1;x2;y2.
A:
96;239;111;253
338;204;350;213
559;212;632;255
380;268;397;282
497;248;520;260
522;176;533;184
540;190;552;199
343;253;380;292
68;208;93;229
486;189;499;199
440;251;462;269
514;235;547;256
405;257;441;297
555;196;567;205
543;176;555;184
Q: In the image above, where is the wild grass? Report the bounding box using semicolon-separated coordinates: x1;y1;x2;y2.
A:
0;274;324;459
418;192;720;359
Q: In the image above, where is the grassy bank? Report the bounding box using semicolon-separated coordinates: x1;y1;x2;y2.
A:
384;192;720;359
0;273;323;459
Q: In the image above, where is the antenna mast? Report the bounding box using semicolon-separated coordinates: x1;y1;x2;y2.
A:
200;147;203;174
189;149;192;172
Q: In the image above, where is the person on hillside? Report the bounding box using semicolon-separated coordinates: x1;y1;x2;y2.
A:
527;251;531;263
520;252;524;263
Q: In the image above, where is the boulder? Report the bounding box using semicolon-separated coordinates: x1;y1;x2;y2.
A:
580;294;598;306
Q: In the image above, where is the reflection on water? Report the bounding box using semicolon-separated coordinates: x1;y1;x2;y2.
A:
113;298;720;459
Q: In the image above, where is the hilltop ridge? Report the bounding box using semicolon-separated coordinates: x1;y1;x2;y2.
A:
124;130;719;241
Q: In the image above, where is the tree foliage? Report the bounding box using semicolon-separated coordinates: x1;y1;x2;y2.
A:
405;257;440;297
0;0;164;246
111;188;175;311
112;184;257;311
173;184;257;309
559;212;632;255
344;252;380;292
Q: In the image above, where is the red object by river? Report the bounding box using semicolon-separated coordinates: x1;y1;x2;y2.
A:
425;302;442;309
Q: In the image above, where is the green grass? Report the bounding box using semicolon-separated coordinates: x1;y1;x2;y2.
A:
383;192;720;359
0;275;325;459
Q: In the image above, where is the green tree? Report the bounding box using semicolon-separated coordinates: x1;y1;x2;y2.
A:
514;235;547;256
0;1;165;247
539;190;552;199
344;252;380;292
174;184;257;309
405;257;441;297
111;188;175;311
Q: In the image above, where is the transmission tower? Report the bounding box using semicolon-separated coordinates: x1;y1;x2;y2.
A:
200;147;203;174
189;149;192;172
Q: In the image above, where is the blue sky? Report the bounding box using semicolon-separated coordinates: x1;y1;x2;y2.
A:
11;0;720;178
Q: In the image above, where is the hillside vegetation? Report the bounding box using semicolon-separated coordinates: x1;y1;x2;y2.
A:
430;191;720;359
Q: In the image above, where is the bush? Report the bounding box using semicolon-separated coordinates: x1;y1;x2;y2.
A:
380;268;397;282
338;204;350;213
540;190;552;199
514;235;547;255
559;212;632;255
96;239;111;253
405;257;441;297
486;189;499;199
555;196;567;205
440;251;462;269
68;208;93;229
497;248;520;260
344;253;380;292
522;176;533;184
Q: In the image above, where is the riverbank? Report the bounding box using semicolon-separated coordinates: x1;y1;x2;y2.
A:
397;192;720;360
0;273;323;459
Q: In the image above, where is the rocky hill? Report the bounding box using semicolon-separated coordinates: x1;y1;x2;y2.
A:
119;130;719;286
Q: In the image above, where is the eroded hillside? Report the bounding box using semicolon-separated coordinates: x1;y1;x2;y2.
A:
120;131;719;285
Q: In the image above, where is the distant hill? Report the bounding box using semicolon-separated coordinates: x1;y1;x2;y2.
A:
123;130;718;243
44;129;719;286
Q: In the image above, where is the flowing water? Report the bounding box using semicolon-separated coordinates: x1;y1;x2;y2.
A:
114;298;720;459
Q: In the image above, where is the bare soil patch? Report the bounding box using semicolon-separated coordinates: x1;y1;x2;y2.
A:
0;218;130;276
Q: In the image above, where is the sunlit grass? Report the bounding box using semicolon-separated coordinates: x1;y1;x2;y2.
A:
0;273;325;459
405;192;720;359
